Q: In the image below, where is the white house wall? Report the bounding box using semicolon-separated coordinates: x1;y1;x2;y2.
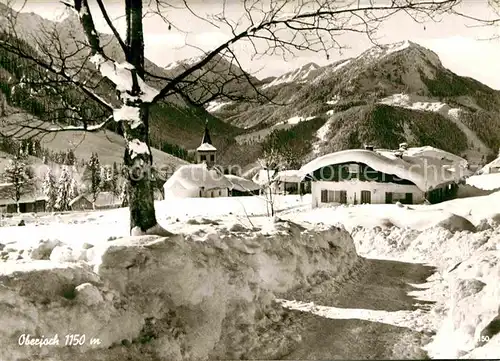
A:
311;180;424;208
200;188;229;198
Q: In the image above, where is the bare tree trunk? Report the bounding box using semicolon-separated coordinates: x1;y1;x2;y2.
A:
121;0;158;233
122;105;157;232
266;168;275;217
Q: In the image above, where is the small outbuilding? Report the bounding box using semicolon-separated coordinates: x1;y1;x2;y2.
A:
69;192;122;211
272;170;309;195
225;174;261;196
0;183;46;213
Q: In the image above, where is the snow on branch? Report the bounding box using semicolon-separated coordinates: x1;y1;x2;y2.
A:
113;105;141;128
63;0;158;104
128;139;150;159
90;55;159;103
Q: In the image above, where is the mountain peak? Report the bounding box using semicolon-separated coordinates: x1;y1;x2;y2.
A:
357;40;441;67
261;61;321;89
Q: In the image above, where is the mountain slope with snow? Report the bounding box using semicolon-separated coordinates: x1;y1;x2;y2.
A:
211;40;500;169
262;62;321;89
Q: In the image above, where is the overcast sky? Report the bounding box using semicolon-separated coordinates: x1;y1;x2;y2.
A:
8;0;500;89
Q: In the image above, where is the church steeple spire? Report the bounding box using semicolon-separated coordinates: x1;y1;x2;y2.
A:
196;119;217;166
201;119;212;145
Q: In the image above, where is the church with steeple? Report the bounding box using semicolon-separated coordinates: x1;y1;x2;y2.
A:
196;120;217;167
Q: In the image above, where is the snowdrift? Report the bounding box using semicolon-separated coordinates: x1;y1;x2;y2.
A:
349;216;500;359
0;219;359;361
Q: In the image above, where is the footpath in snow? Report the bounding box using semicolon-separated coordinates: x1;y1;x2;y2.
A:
284;191;500;359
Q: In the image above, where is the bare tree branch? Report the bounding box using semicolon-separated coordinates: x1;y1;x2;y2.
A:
94;0;129;56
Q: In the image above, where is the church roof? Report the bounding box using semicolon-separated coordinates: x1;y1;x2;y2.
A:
201;121;213;145
197;143;217;152
198;121;217;152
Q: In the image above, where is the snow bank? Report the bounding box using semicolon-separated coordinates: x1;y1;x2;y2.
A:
325;200;500;359
290;191;500;233
466;173;500;191
0;219;359;361
424;231;500;359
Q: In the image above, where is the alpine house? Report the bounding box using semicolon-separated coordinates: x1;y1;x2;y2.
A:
299;144;467;208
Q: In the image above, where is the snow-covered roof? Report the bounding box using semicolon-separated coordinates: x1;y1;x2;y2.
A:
403;146;468;169
68;194;89;207
252;169;277;186
274;170;303;183
164;163;232;191
69;192;122;207
94;192;122;207
299;148;463;191
196;143;217;152
225;174;261;192
480;155;500;174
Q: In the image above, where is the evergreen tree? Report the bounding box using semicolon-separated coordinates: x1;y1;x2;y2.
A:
100;165;112;192
119;180;128;207
42;168;57;211
65;150;76;166
83;152;101;208
111;162;119;196
69;176;79;200
55;166;77;211
3;154;31;213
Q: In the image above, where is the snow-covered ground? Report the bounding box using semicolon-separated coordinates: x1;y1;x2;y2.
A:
466;173;500;191
283;115;315;125
0;195;308;251
1;192;499;359
312;120;331;154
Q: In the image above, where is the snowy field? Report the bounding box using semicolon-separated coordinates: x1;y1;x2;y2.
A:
0;195;309;252
1;192;499;359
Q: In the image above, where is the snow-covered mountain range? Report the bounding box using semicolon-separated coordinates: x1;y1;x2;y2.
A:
207;40;500;168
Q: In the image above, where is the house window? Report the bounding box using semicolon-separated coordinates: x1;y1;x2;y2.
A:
200;155;206;161
320;189;347;204
210;154;215;162
385;192;413;204
218;190;221;196
361;190;371;204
